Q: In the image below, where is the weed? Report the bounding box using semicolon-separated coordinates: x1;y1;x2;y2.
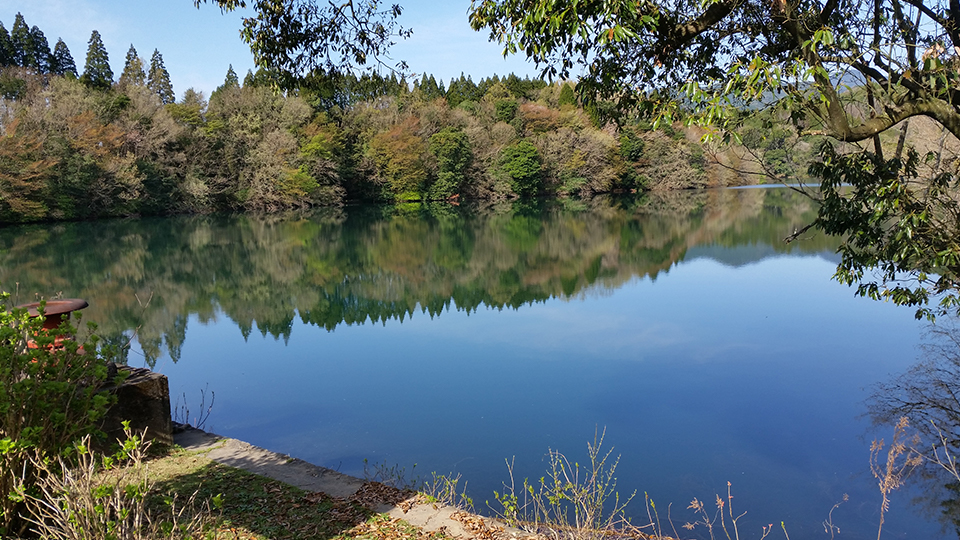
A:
172;385;215;431
421;471;474;512
491;428;637;540
363;458;419;490
19;423;221;539
683;482;776;540
870;416;923;539
822;493;848;539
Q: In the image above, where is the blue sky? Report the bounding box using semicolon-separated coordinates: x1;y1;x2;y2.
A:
0;0;541;99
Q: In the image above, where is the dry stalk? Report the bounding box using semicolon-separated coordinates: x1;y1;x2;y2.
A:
870;416;923;540
20;426;220;539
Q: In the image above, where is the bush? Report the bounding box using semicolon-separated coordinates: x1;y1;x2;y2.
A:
22;426;219;540
0;295;115;536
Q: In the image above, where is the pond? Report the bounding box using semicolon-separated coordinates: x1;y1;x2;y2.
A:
0;188;945;539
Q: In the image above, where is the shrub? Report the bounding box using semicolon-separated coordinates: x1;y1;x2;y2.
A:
22;426;219;540
0;295;115;536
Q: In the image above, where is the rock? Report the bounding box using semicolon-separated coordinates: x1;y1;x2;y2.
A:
101;366;173;447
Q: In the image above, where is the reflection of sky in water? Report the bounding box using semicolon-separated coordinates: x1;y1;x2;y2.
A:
148;253;936;540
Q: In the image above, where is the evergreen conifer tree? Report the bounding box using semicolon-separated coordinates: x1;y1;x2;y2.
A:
80;30;112;90
224;64;239;88
118;45;145;87
147;49;174;104
558;83;576;107
421;74;442;100
50;39;77;77
446;75;463;107
0;23;13;67
10;13;31;67
464;75;480;102
29;26;50;73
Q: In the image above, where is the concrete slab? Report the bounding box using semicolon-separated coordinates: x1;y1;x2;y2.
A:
173;426;519;539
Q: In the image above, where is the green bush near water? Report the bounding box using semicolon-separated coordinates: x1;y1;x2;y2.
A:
0;294;116;536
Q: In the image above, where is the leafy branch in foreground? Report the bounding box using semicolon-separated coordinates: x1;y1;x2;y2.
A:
813;142;960;319
196;0;412;88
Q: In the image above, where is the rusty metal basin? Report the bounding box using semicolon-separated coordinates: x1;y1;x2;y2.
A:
16;299;90;330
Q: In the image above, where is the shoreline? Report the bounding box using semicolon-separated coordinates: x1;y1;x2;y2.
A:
173;425;516;539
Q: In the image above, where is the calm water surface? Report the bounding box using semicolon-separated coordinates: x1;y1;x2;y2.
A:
0;189;943;538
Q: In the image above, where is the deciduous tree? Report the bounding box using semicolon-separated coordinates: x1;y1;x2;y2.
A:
499;139;542;197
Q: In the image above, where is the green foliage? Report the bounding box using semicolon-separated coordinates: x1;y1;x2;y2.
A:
0;56;733;221
493;430;635;540
223;64;239;88
495;99;518;123
813;143;960;320
499;139;542;197
80;30;112;91
0;294;116;536
0;70;26;100
618;128;644;162
428;128;472;200
167;88;207;128
0;23;12;67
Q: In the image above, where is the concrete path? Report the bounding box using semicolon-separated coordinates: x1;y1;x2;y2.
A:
174;427;523;539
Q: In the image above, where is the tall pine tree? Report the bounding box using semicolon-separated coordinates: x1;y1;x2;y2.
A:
118;44;145;87
10;13;30;67
0;23;12;67
50;39;77;77
223;64;239;88
29;26;50;73
80;30;113;90
147;49;174;104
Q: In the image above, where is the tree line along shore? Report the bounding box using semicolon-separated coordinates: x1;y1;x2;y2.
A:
0;12;830;224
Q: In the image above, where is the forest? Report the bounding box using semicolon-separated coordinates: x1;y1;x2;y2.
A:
0;12;821;224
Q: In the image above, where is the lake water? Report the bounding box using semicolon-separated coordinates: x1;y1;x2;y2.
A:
0;188;946;539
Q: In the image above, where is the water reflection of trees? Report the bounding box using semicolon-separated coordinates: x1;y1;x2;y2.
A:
868;319;960;536
0;188;834;366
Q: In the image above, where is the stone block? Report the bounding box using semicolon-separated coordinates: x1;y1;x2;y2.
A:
101;366;173;447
